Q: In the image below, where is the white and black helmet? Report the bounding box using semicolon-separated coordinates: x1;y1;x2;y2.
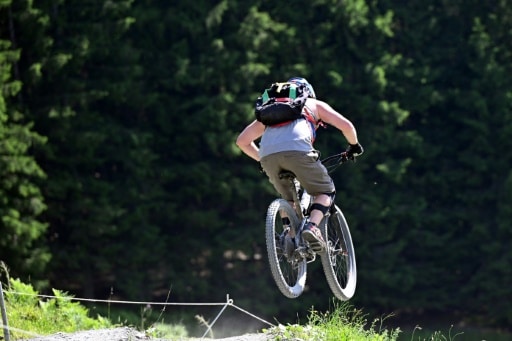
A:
287;77;316;99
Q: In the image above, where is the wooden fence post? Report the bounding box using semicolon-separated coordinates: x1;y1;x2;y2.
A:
0;282;10;341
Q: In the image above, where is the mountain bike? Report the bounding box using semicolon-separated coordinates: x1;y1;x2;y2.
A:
265;152;357;300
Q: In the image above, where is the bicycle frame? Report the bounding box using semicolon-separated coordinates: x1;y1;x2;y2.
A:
278;171;316;263
265;152;357;300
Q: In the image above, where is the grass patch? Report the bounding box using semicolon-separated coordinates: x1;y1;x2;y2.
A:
3;278;111;340
2;277;190;340
267;302;400;341
146;322;189;339
265;302;463;341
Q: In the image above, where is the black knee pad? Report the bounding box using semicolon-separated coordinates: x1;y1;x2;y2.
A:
308;192;335;216
309;203;330;215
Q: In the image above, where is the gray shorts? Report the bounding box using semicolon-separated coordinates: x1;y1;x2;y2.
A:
260;150;335;201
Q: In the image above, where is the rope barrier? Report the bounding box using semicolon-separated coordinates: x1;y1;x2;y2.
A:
9;291;230;306
4;290;276;340
201;296;233;338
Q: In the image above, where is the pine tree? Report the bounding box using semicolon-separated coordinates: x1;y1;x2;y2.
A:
0;0;49;284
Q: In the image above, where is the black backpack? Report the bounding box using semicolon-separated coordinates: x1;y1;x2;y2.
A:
255;82;310;126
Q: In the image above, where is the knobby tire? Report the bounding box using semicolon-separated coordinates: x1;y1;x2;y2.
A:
265;199;307;298
320;205;357;300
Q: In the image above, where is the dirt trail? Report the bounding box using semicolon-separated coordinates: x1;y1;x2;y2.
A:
20;327;271;341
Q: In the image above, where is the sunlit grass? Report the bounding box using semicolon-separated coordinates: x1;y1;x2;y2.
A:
265;301;464;341
2;277;191;340
266;302;400;341
3;278;111;340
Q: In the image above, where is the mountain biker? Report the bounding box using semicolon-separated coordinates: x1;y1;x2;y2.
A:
236;77;363;252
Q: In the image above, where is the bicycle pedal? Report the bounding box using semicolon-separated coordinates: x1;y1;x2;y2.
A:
307;241;326;254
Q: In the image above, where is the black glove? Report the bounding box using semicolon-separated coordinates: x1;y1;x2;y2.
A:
345;142;364;159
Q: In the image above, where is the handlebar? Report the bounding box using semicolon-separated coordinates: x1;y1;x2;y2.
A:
321;152;353;173
272;152;356;179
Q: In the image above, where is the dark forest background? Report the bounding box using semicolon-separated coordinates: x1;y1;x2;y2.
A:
1;0;511;337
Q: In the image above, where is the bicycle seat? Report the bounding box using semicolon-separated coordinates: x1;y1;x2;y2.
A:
278;171;296;180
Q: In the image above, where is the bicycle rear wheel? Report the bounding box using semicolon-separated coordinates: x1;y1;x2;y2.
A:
320;205;357;300
265;199;307;298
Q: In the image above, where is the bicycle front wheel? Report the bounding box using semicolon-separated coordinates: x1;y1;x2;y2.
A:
320;205;357;300
265;199;307;298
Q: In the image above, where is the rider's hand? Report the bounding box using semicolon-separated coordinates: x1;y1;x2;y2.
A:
345;142;364;160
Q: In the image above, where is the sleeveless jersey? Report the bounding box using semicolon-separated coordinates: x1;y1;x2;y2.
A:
258;112;316;158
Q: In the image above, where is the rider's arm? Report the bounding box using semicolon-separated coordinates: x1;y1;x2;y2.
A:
315;100;359;145
236;120;265;162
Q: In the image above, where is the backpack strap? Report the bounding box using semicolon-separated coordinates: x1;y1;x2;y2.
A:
262;89;270;103
302;105;326;143
303;104;325;129
288;85;297;99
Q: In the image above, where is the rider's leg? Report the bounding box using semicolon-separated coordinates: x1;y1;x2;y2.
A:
281;201;296;237
302;191;334;251
308;193;332;226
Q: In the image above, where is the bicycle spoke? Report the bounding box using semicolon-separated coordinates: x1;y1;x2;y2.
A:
320;206;357;300
265;199;307;298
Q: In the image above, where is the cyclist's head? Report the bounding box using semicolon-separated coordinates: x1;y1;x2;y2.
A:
287;77;316;98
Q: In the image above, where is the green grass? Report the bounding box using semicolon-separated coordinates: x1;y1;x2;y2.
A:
2;278;191;340
264;302;465;341
145;322;189;339
266;302;401;341
1;278;467;341
3;278;112;340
